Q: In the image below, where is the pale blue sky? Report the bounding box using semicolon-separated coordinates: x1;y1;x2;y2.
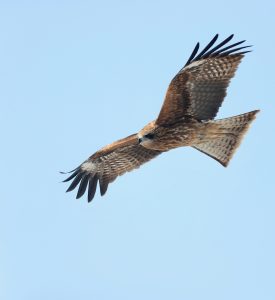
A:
0;1;274;299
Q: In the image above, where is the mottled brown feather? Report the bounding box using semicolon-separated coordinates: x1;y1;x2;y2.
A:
156;54;243;125
64;134;161;202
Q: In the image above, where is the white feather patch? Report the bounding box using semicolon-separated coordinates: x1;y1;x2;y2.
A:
183;60;204;70
81;161;97;173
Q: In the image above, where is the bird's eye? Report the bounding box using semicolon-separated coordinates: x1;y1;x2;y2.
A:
144;133;155;139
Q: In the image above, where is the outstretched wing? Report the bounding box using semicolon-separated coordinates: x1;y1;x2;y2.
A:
156;34;251;125
63;134;161;202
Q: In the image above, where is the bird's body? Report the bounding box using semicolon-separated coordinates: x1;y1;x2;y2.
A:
139;117;205;151
63;34;259;202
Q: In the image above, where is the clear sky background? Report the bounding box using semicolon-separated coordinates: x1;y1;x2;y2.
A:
0;1;274;299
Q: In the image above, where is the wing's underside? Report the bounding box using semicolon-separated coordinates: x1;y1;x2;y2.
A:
156;34;251;125
63;134;161;202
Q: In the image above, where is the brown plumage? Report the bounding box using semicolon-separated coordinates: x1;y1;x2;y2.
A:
63;34;259;202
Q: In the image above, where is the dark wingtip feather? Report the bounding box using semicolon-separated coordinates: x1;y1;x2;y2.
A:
184;42;200;67
60;167;80;175
238;50;252;55
62;169;80;182
66;173;83;192
184;34;251;67
88;176;98;202
194;34;219;61
219;45;252;56
99;180;108;197
76;175;89;199
210;40;246;56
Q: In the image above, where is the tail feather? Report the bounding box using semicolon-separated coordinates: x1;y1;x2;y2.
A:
193;110;259;167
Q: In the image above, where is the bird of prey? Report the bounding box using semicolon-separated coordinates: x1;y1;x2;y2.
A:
63;34;259;202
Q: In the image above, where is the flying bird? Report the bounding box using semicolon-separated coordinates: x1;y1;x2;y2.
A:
63;34;259;202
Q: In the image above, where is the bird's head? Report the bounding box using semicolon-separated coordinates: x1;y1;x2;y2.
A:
138;121;158;148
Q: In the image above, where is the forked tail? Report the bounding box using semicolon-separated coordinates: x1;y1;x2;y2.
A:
193;110;259;167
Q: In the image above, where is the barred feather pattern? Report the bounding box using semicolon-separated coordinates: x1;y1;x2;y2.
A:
193;110;259;166
157;54;244;125
63;134;161;202
185;55;243;120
